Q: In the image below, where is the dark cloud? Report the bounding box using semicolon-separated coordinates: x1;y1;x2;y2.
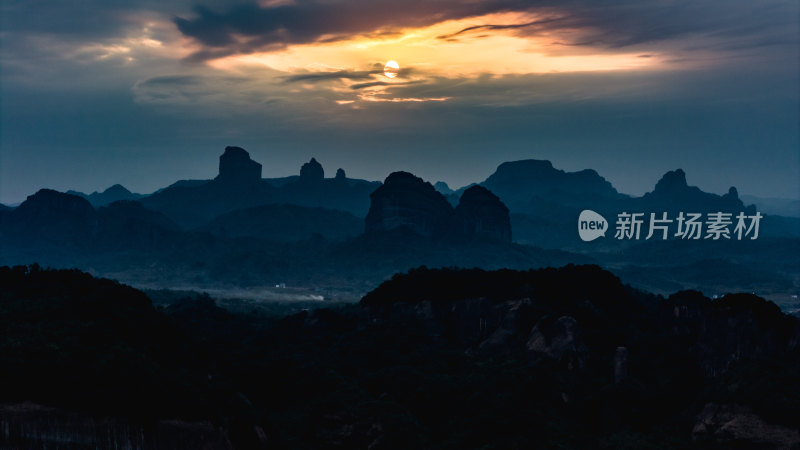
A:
173;0;522;59
172;0;797;60
436;17;566;40
350;80;423;90
283;70;379;83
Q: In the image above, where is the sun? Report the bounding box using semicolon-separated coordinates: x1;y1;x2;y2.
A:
383;60;399;78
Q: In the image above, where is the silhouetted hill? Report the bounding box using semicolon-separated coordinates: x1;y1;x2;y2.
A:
454;185;512;242
1;156;796;299
153;179;210;193
198;203;362;242
140;147;278;228
365;172;512;242
469;160;766;249
365;171;454;238
0;265;273;448
480;159;624;212
277;158;380;216
141;148;380;227
67;184;143;207
0;265;210;417
353;266;799;448
634;169;755;214
4;264;797;448
0;189;97;246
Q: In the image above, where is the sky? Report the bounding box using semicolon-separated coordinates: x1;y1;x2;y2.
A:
1;0;798;204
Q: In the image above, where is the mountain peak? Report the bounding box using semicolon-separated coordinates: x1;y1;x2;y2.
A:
454;185;511;242
104;184;131;195
365;171;453;237
216;146;262;184
653;169;688;193
300;157;324;182
493;159;555;177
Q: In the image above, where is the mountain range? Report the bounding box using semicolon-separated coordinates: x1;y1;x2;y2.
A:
1;145;798;297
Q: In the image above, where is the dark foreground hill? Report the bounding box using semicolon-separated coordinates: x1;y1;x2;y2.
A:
1;264;798;449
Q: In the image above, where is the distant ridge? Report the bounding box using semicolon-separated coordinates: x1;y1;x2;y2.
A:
636;168;754;214
67;184;143;207
140;147;380;227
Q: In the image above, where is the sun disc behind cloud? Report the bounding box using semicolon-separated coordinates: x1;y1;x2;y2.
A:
384;60;399;78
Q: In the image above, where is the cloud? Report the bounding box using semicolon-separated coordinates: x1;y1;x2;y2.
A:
435;17;566;41
283;70;379;83
350;80;423;90
173;0;521;59
171;0;797;62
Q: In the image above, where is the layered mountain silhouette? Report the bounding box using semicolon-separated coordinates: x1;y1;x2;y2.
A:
475;159;754;215
465;159;762;248
0;189;98;246
365;172;511;242
633;168;755;214
141;146;379;227
1;146;797;295
67;184;144;207
479;159;624;211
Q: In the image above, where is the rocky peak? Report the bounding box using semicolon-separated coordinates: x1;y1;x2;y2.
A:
653;169;688;193
642;169;754;214
365;171;454;238
335;168;346;180
454;185;511;242
216;146;262;184
300;158;324;182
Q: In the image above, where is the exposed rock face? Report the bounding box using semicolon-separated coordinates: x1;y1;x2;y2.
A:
693;403;800;449
454;185;511;242
365;172;453;238
335;168;346;181
216;146;262;184
527;316;587;371
300;157;324;182
613;346;628;384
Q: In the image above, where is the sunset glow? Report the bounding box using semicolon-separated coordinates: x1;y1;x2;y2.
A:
206;12;660;80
